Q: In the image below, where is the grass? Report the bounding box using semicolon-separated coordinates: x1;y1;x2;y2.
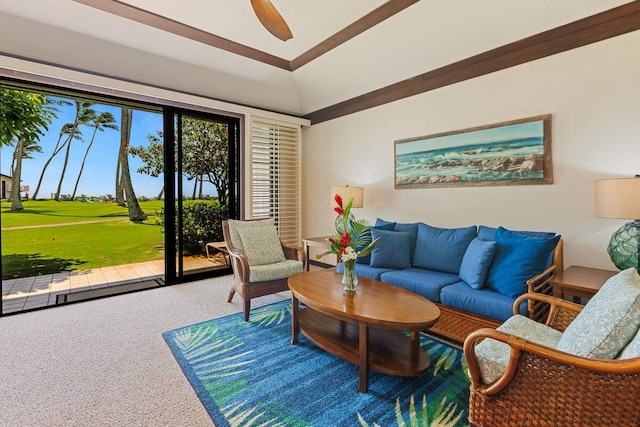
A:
1;201;165;279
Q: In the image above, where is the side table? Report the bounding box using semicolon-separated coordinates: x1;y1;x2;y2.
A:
301;236;332;271
551;265;617;303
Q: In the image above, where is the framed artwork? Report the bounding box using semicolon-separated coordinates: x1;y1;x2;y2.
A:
394;114;552;189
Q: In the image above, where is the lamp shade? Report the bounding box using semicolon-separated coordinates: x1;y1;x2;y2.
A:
331;186;364;208
595;178;640;220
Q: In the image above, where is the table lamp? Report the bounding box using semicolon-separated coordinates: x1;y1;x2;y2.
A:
330;185;364;208
595;176;640;270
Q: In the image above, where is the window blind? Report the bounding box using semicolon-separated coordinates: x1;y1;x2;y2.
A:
250;118;301;246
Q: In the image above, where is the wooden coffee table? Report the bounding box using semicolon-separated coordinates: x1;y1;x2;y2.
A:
288;271;440;392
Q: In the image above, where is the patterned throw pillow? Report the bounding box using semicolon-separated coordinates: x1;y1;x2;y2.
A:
556;268;640;359
237;225;286;266
227;218;275;254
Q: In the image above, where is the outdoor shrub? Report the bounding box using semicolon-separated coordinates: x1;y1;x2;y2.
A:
157;200;229;255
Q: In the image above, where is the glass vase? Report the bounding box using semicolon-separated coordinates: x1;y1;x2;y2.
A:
342;261;358;292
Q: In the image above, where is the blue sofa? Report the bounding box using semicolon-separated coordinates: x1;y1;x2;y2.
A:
338;219;563;342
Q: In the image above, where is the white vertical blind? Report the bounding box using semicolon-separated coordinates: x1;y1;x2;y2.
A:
250;118;301;245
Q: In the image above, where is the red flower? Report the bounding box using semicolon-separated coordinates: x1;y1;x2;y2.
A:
339;247;346;255
328;237;336;244
334;194;343;209
340;231;350;246
334;207;344;216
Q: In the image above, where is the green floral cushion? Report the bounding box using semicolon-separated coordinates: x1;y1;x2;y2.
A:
556;268;640;359
227;218;275;254
617;328;640;359
237;225;286;266
474;314;563;384
249;259;303;283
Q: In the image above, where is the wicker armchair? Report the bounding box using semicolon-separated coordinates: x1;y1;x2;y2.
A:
463;293;640;426
222;219;305;321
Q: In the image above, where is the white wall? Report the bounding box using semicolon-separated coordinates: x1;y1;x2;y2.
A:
302;31;640;271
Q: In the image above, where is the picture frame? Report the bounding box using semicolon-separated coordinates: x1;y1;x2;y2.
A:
394;114;552;189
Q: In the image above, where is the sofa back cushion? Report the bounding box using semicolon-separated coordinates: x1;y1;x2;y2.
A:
356;221;396;265
458;237;498;289
413;223;476;274
485;227;560;297
557;268;640;359
369;229;412;269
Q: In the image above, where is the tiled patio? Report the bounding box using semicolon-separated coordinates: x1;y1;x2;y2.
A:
1;255;227;314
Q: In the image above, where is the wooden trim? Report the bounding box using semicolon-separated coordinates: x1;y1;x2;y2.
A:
306;2;640;124
71;0;418;72
71;0;291;70
289;0;419;70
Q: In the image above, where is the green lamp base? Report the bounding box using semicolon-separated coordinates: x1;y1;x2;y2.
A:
607;220;640;270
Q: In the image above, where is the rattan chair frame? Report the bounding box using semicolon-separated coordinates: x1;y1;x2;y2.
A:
464;292;640;426
222;219;305;321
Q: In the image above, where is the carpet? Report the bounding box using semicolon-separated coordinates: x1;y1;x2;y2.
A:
163;300;471;427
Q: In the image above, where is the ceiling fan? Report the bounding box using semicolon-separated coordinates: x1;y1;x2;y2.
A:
250;0;293;41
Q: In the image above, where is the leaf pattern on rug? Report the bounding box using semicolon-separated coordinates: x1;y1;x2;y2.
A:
164;300;470;426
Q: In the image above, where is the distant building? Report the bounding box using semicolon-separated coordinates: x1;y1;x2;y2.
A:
1;174;10;199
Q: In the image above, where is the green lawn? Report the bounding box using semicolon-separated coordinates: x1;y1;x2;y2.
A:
1;201;165;279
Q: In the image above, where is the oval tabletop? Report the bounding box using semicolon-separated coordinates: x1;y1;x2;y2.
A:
288;271;440;330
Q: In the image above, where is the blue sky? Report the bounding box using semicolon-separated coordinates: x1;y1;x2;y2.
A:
1;97;217;199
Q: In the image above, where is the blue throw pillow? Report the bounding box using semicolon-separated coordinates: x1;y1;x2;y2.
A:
485;227;561;297
458;238;498;289
356;222;396;265
369;229;411;269
393;222;420;261
412;223;477;274
375;218;396;228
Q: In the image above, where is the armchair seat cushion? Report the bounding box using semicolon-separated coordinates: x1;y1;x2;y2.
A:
440;282;527;322
379;269;460;302
474;314;563;383
249;260;303;283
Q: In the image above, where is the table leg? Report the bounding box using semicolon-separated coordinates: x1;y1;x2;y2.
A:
305;243;310;271
291;294;299;345
358;322;369;393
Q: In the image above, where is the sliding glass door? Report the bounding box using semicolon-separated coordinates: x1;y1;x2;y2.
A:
163;108;239;283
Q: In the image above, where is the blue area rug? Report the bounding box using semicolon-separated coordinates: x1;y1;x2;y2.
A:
163;300;470;426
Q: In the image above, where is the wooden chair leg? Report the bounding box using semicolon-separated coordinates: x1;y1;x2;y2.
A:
243;299;251;322
227;289;235;303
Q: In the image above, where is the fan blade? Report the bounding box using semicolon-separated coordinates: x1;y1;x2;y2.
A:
250;0;293;41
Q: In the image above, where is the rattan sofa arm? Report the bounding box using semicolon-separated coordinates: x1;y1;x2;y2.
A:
225;246;250;282
513;292;583;329
464;328;640;397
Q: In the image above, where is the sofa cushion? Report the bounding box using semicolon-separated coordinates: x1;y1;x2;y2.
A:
227;218;275;255
440;282;527;322
474;314;564;384
369;229;412;269
237;225;286;266
485;227;560;298
337;262;396;281
357;222;396;265
618;328;640;359
380;269;460;302
478;225;557;268
413;223;476;274
557;268;640;359
458;238;497;289
249;259;303;283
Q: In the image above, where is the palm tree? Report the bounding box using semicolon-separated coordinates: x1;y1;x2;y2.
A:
118;107;147;221
31;123;82;199
70;111;118;200
54;101;95;201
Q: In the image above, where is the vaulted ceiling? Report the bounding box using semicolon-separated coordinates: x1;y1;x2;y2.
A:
0;0;638;123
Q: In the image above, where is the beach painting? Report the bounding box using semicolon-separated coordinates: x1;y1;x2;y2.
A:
394;115;552;189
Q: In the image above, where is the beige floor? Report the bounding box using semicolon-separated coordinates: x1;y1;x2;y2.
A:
1;254;228;314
